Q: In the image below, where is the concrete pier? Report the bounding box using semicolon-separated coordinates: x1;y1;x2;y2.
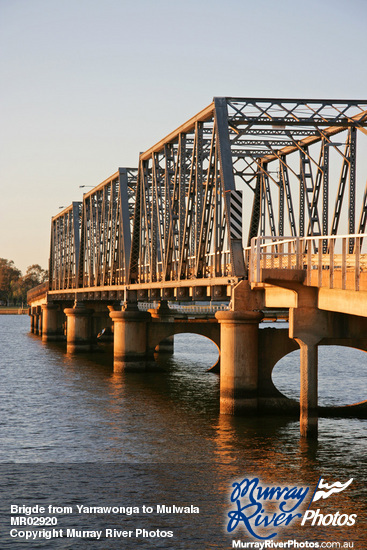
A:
215;310;263;414
298;339;318;437
30;307;36;334
109;308;152;371
41;303;63;342
149;301;175;354
287;287;330;438
64;302;94;353
289;305;326;438
34;306;42;335
28;277;367;439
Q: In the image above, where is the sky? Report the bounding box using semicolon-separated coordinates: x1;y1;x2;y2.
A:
1;0;367;273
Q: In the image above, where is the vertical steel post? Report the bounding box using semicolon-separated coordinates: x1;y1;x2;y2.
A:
279;162;284;236
119;168;133;284
322;139;329;253
299;151;305;238
72;202;81;289
214;97;245;277
349;127;357;252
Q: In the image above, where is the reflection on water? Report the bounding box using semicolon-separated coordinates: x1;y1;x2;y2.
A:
0;316;366;547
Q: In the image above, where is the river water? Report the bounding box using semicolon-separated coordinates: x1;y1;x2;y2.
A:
0;315;366;549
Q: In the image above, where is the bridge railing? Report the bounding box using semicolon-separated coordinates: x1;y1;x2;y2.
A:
27;281;50;304
138;302;229;314
248;234;367;291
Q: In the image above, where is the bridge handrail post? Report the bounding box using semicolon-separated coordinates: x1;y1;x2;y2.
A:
270;241;274;269
295;237;302;270
317;245;323;287
355;236;360;291
255;236;261;283
248;232;366;291
329;237;335;289
306;242;312;285
342;237;347;290
287;240;292;269
249;237;256;283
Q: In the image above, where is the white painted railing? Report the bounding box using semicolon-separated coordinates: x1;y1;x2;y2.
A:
247;234;367;291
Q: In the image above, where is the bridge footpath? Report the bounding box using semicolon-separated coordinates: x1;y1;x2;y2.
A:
28;97;367;438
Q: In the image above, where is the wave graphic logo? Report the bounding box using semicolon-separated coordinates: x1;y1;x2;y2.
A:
311;477;353;503
302;477;357;527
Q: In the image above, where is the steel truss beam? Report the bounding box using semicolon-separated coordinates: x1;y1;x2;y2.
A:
49;98;367;294
79;168;137;288
225;99;367;254
49;202;81;290
49;169;137;292
129;98;367;284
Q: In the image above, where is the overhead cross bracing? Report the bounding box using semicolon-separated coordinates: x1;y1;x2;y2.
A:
129;97;367;285
79;168;138;289
47;97;367;294
49;202;82;291
49;168;138;291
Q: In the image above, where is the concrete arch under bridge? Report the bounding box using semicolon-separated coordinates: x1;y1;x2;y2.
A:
145;317;367;418
109;299;367;420
108;302;220;372
146;318;367;419
31;290;367;418
258;327;367;417
148;320;220;369
146;302;220;351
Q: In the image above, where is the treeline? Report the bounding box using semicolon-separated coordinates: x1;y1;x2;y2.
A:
0;259;48;306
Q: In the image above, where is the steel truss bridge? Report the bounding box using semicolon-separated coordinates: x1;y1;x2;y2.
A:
45;97;367;302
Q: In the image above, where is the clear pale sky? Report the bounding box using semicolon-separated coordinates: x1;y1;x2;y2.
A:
1;0;366;273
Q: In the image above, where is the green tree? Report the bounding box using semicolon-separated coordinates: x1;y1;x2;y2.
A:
13;264;48;304
0;258;21;305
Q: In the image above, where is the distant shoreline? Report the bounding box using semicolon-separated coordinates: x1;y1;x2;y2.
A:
0;308;28;315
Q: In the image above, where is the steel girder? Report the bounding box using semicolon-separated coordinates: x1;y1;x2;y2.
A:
49;169;137;291
225;99;367;252
129;98;247;284
49;202;82;290
129;98;367;284
78;168;137;287
49;98;367;293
